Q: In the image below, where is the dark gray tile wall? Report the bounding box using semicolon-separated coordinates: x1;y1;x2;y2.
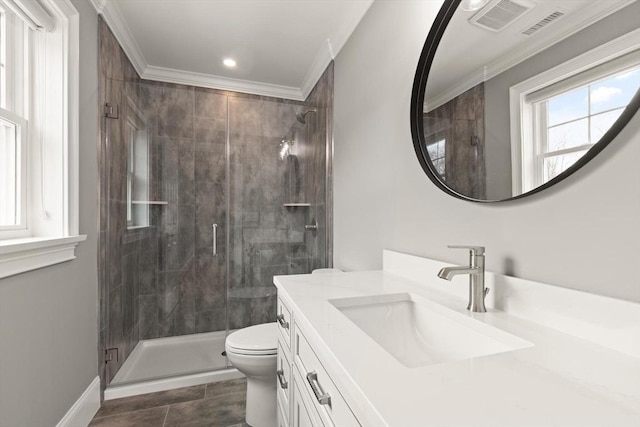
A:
99;18;334;390
423;83;486;199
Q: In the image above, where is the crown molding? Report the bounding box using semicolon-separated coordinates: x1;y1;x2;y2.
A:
87;0;106;14
89;0;147;76
299;0;374;99
425;0;635;111
92;0;373;101
300;39;335;99
143;66;305;101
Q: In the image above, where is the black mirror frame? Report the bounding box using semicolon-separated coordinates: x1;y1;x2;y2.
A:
410;0;640;203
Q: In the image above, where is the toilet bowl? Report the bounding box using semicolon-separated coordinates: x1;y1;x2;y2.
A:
225;322;278;427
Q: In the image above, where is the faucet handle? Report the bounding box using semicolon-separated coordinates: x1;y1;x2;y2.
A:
448;245;485;256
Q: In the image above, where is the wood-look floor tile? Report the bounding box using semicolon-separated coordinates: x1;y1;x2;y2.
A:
205;378;246;399
164;391;246;427
89;406;169;427
95;385;205;418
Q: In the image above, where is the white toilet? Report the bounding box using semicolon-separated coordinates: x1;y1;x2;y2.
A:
225;322;278;427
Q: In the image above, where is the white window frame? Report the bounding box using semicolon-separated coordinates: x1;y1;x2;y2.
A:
0;0;85;279
0;108;28;232
509;29;640;196
124;96;151;230
0;4;28;235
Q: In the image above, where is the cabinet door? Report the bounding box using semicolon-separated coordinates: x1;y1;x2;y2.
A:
278;402;289;427
293;380;316;427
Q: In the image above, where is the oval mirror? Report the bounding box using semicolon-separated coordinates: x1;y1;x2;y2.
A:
411;0;640;202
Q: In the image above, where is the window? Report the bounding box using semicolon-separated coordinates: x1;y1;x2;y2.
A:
510;32;640;195
530;58;639;185
427;138;446;180
0;4;27;233
0;0;83;278
125;97;150;229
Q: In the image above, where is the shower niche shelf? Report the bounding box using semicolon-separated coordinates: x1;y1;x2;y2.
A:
132;200;169;205
283;203;310;207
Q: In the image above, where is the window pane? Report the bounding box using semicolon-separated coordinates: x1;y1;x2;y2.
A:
426;138;445;159
590;68;640;115
591;108;624;143
547;118;588;152
433;158;445;176
547;86;588;126
543;150;588;182
0;10;5;109
0;117;17;226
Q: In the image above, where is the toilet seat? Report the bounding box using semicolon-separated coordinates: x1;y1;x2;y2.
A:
226;322;277;355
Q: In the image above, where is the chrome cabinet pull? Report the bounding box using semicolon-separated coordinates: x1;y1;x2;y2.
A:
276;369;288;390
306;371;331;406
212;224;218;257
276;313;289;329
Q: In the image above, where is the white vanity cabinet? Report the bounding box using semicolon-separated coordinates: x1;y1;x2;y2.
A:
276;296;360;427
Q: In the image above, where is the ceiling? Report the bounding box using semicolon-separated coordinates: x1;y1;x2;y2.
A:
425;0;636;109
90;0;374;100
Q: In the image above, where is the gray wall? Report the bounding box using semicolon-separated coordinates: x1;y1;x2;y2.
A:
0;0;99;425
334;0;640;302
484;2;640;200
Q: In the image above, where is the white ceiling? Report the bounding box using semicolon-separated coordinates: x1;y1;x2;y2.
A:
91;0;374;100
425;0;636;109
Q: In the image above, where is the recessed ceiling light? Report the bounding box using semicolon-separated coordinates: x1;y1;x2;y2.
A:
223;58;237;68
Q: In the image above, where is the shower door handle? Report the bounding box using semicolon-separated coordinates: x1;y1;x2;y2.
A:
212;224;218;257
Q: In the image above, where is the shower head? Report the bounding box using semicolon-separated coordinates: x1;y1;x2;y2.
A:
296;109;317;124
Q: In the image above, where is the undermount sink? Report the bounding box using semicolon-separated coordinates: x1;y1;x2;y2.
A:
330;293;533;368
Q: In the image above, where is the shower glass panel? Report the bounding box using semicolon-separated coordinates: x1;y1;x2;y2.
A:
228;97;311;328
100;79;329;388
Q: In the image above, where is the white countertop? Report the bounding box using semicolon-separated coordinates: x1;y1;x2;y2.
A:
274;268;640;426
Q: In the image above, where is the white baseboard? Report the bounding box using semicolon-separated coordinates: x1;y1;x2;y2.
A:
56;376;101;427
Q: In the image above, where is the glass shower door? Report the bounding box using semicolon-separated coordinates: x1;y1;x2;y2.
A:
101;79;233;386
227;97;322;329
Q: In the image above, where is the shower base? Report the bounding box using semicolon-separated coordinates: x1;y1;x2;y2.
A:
105;330;244;400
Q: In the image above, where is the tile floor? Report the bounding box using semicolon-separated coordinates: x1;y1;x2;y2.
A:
89;378;248;427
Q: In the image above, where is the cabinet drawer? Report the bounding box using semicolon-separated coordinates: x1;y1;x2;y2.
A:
277;340;292;424
294;328;360;427
277;297;293;350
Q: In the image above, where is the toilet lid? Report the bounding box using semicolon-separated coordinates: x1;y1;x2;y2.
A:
226;322;277;355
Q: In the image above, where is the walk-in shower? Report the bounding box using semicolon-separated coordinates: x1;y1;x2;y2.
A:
98;22;333;398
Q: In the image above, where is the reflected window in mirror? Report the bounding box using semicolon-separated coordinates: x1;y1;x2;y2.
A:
427;137;447;181
513;49;640;194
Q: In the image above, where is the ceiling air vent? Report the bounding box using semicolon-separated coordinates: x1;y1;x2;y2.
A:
469;0;535;32
522;11;565;36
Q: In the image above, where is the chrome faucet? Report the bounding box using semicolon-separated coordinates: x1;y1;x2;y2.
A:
437;245;489;313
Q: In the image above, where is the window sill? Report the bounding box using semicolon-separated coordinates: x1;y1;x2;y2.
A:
0;235;87;279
